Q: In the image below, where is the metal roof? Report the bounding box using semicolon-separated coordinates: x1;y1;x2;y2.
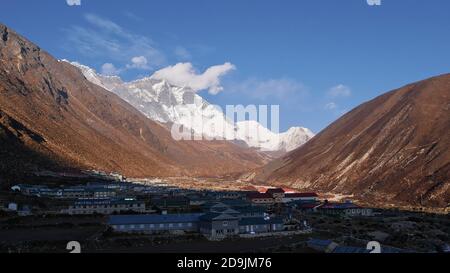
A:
108;213;204;225
210;207;240;214
247;193;273;199
332;246;371;253
239;217;283;226
74;198;143;206
237;206;267;214
199;213;239;221
285;193;318;198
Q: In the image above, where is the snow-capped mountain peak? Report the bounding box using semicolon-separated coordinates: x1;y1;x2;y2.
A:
66;60;314;152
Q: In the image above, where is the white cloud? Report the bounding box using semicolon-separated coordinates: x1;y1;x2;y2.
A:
327;84;351;98
64;14;165;69
126;56;150;70
151;62;236;95
101;63;120;76
66;0;81;6
324;102;338;110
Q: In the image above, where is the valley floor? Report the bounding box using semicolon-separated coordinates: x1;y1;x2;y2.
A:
0;175;448;253
0;186;448;253
162;177;449;214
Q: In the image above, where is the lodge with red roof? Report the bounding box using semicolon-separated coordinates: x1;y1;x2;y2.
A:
247;192;274;205
246;188;319;205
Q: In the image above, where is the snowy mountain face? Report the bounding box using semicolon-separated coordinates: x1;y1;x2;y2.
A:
67;61;314;152
236;121;314;152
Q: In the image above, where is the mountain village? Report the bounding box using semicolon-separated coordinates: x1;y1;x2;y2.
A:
2;170;448;253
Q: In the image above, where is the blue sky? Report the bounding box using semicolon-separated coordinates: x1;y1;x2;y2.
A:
1;0;450;133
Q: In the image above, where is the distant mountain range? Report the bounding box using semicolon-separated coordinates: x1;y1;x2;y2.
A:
0;23;269;180
68;61;314;153
251;74;450;207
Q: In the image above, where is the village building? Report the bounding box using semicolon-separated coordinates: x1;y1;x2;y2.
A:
199;213;240;239
89;188;117;199
151;197;190;211
203;201;268;218
64;198;146;215
238;206;267;218
209;206;241;216
7;202;18;211
214;191;243;200
247;188;320;206
219;199;251;208
107;198;283;239
200;199;251;212
316;202;373;217
292;202;321;213
238;217;284;234
198;201;280;238
282;193;319;203
11;184;117;199
266;188;286;203
188;196;213;206
247;193;274;205
109;214;203;234
1;202;33;216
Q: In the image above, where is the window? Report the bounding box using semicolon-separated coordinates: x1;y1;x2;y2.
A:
178;223;183;227
150;224;154;228
187;223;192;227
159;224;164;228
223;221;228;227
169;223;173;228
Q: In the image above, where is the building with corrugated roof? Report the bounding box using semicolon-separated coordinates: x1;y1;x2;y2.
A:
199;213;240;238
64;198;145;215
316;202;373;217
109;213;203;233
239;217;284;234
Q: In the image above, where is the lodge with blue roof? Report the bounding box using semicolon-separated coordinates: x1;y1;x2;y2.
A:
109;213;204;233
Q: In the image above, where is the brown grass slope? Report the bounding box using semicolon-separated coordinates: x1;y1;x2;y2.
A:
0;23;267;180
254;74;450;208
